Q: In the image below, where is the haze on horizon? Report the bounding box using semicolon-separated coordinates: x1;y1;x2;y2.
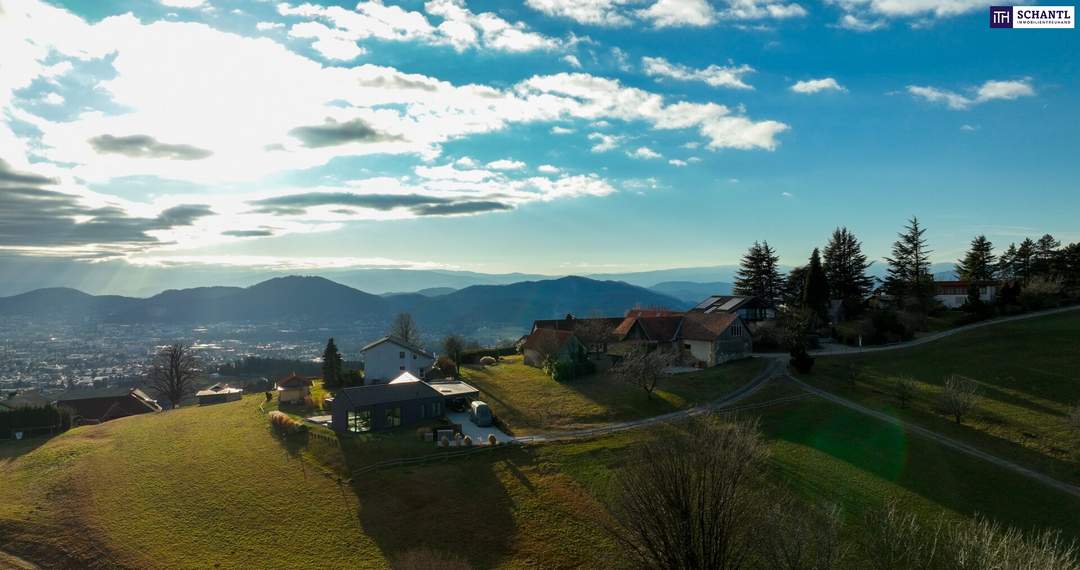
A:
1;0;1077;294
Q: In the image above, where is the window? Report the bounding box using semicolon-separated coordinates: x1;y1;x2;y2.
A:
399;365;405;371
412;353;417;359
385;406;401;428
347;409;371;433
399;351;405;359
684;343;692;350
426;401;441;418
730;322;742;337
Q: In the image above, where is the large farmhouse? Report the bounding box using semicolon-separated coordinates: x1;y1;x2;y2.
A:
361;336;436;384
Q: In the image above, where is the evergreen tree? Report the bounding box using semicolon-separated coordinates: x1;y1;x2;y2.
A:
733;241;783;306
955;235;996;282
1015;238;1036;283
321;338;344;389
822;227;874;316
781;266;807;308
884;216;933;305
802;248;830;322
1034;233;1061;277
997;243;1018;280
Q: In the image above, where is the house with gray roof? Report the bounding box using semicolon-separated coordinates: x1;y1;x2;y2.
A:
331;375;444;433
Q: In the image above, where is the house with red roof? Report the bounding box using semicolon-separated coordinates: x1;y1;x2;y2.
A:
521;328;586;367
276;373;312;405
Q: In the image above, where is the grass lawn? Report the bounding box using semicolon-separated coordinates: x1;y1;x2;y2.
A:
459;355;765;433
799;310;1080;485
3;375;1080;569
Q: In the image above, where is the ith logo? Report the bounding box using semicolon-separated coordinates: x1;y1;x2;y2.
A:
991;5;1014;26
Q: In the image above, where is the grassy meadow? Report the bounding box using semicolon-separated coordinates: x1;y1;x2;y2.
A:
459;354;765;433
800;309;1080;485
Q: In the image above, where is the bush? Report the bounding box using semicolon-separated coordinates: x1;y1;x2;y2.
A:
789;349;815;373
390;547;472;570
479;356;497;366
941;375;979;424
487;434;497;446
1020;277;1065;310
750;320;784;351
893;376;916;408
268;411;307;435
459;346;516;365
0;404;73;437
435;356;457;379
545;358;596;382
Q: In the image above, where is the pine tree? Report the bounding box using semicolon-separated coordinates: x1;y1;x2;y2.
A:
997;243;1018;280
803;248;830;322
1034;234;1061;278
822;227;874;316
733;241;783;306
782;266;807;308
884;216;933;305
1015;238;1036;283
955;235;996;282
321;338;344;389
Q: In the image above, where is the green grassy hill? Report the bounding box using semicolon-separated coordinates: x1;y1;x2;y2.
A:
3;315;1080;568
801;309;1080;485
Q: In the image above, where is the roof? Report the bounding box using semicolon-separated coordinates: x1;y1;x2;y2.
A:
427;380;481;398
196;383;243;398
613;314;683;342
55;388;161;422
691;295;765;314
1;391;51;409
360;336;435;359
680;312;743;341
522;328;578;352
276;373;312;389
531;316;623;333
388;371;421;384
338;381;442;408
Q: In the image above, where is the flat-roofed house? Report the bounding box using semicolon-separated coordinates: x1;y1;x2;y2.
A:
196;383;243;405
935;281;1000;309
331;380;444;433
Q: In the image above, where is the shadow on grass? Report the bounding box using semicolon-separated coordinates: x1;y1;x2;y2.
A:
0;437;52;464
761;399;1080;538
345;448;522;569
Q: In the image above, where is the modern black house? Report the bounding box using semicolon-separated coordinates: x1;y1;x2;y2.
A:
331;380;444;433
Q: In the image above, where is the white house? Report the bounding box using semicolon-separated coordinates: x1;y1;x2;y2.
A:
935;281;1000;309
360;336;436;384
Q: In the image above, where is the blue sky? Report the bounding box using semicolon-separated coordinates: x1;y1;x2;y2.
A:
0;0;1076;281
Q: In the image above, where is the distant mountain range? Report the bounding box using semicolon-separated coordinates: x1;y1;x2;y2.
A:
0;276;686;338
649;281;733;303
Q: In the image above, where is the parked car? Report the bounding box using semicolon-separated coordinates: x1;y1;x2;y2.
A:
447;397;468;412
469;400;493;427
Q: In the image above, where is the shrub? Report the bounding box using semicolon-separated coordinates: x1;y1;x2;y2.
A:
459;346;516;364
789;348;814;373
435;356;457;379
268;411;306;435
750;320;784;350
1020;277;1065;310
487;434;497;446
941;375;979;424
390;547;472;570
462;435;472;447
479;356;497;366
0;404;73;437
893;376;916;408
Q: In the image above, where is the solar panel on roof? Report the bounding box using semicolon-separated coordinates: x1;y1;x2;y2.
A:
694;296;721;310
719;298;742;311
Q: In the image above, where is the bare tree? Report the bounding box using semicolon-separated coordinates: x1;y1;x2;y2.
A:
611;345;672;399
760;494;847;570
860;500;941;570
940;375;979;424
1068;403;1080;433
610;416;769;570
894;376;916;409
574;319;614;359
442;334;465;375
390;312;420;345
148;343;200;409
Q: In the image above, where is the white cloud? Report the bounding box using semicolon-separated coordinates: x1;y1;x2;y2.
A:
538;164;560;173
588;132;623;152
781;191;793;198
42;92;65;105
668;158;688;166
907;79;1034;110
256;21;285;31
790;77;846;94
835;13;885;30
487;158;526;170
960;124;978;132
722;0;808;19
562;54;582;68
637;0;717;27
525;0;635;26
160;0;205;8
628;146;662;159
288;21;366;60
424;0;560;52
642;56;754;90
551;125;574;134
